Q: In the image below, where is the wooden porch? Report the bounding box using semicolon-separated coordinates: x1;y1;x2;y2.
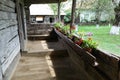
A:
10;26;120;80
11;37;82;80
1;0;120;80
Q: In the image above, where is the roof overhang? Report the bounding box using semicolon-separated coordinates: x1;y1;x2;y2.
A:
24;0;67;7
29;4;66;15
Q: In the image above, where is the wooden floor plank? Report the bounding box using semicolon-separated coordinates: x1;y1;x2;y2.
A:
11;40;82;80
11;55;52;80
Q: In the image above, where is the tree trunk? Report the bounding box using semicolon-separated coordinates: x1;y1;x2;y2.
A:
110;2;120;35
75;12;80;24
95;11;101;28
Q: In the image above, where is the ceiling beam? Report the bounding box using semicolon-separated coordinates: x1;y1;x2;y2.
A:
24;0;67;7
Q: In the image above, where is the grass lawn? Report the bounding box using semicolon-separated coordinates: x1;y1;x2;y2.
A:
78;25;120;56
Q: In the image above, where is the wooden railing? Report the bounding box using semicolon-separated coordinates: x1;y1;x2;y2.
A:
54;28;120;80
27;23;53;35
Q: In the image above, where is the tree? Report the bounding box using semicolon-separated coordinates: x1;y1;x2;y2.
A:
110;0;120;35
75;0;94;24
75;0;84;24
112;1;120;26
49;4;58;22
49;2;66;22
64;12;71;24
49;4;58;15
93;0;114;26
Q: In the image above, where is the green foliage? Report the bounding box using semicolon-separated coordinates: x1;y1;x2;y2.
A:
77;31;85;38
49;3;66;15
81;38;98;49
93;0;114;12
93;0;115;23
64;12;71;23
61;25;70;34
61;25;70;31
55;23;99;52
76;0;94;10
54;22;63;28
49;4;57;15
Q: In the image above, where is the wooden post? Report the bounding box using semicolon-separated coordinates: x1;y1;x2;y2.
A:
15;0;25;51
24;6;30;40
57;0;61;22
25;7;30;24
70;0;76;32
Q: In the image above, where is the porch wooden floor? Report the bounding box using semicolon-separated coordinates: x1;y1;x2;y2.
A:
11;40;81;80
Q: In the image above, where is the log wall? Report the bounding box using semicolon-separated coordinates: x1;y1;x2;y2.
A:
0;0;20;79
54;29;120;80
0;66;2;80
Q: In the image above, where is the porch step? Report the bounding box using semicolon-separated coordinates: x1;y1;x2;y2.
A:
27;29;52;35
26;40;67;54
28;34;50;40
22;49;68;57
28;34;49;37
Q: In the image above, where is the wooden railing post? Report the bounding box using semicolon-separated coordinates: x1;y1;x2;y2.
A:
57;0;61;22
70;0;76;33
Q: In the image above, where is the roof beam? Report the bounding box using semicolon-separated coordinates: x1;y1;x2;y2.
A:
24;0;67;7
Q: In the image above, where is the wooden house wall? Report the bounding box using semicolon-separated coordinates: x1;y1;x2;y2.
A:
0;0;20;76
0;66;2;80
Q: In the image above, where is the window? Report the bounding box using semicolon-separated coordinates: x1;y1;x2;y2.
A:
36;16;43;21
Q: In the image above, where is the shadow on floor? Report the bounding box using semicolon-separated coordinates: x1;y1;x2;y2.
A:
12;32;82;80
50;53;82;80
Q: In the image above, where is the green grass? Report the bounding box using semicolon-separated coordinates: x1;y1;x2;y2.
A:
78;25;120;56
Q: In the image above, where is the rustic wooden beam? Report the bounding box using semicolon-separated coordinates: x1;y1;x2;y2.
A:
24;0;67;7
57;0;61;22
70;0;76;32
24;0;67;4
15;0;25;51
25;7;30;22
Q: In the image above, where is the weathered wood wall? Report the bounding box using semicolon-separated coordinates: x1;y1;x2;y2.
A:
0;66;2;80
0;0;20;79
54;29;120;80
